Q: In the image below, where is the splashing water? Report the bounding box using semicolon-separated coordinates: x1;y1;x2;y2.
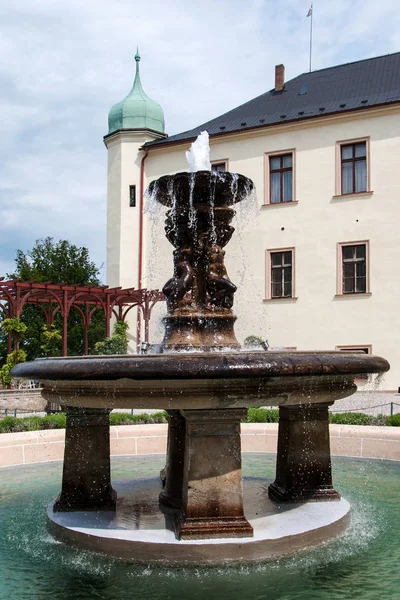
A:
185;131;211;172
0;455;399;599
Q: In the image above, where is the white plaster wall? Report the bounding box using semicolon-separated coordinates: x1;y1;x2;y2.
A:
105;132;161;350
109;107;400;388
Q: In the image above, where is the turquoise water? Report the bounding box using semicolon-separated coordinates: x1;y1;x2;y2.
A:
0;454;399;600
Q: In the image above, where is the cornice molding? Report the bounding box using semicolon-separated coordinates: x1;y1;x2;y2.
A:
143;102;400;155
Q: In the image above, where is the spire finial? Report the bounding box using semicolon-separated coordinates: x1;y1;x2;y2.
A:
135;47;141;62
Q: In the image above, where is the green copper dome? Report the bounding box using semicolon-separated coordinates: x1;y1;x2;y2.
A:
108;51;165;135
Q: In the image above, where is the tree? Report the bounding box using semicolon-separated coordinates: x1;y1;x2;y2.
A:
0;350;27;388
0;318;27;388
40;324;62;357
2;237;106;360
8;237;101;285
94;321;129;355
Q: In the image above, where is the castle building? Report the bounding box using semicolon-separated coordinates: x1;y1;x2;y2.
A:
104;51;400;391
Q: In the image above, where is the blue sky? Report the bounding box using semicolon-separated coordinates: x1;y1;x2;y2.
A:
1;0;399;282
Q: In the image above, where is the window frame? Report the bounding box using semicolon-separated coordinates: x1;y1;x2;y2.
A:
335;137;370;196
211;159;229;173
335;345;372;380
129;185;136;207
264;149;296;205
265;247;296;300
336;240;370;295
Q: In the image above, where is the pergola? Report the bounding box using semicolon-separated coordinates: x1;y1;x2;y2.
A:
0;278;164;356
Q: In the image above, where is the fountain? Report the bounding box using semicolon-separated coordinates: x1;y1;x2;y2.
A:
12;132;389;564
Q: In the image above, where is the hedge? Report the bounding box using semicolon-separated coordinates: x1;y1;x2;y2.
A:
0;409;399;434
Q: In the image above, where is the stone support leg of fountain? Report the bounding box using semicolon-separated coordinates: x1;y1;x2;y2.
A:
53;407;117;512
175;409;253;540
159;410;186;509
268;403;340;503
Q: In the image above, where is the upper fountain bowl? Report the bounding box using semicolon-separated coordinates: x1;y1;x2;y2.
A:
147;171;254;208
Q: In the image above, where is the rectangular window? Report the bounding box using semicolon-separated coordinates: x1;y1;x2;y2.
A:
129;185;136;207
264;150;295;205
342;244;366;293
269;153;293;203
336;345;372;379
266;249;294;298
337;241;370;295
211;161;228;173
336;345;371;354
336;138;370;196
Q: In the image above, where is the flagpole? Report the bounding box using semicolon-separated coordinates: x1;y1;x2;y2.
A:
309;3;313;72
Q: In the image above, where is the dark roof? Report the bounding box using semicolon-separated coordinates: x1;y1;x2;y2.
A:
145;52;400;148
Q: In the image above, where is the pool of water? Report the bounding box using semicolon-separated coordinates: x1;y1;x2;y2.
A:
0;454;399;600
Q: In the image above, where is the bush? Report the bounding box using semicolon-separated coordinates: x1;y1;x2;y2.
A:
329;412;374;425
246;408;279;423
387;413;400;427
109;412;167;426
40;413;67;429
1;409;398;434
0;415;42;433
0;411;167;433
370;414;390;426
94;321;129;355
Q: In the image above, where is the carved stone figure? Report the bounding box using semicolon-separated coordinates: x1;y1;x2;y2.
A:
162;248;194;311
206;245;237;309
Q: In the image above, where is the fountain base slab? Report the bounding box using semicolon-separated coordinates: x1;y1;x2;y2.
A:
47;477;350;565
177;516;254;540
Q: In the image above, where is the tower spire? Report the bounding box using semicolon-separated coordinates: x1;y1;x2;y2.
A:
107;47;165;135
132;47;143;93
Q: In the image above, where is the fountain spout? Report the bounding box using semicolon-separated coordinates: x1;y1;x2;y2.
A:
185;130;211;172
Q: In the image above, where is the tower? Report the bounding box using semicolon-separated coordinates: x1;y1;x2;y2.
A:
104;50;166;293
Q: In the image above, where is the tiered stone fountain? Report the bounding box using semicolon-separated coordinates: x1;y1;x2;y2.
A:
12;133;389;564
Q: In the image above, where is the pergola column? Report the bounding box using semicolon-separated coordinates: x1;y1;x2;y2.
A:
54;407;116;512
268;403;340;503
176;409;253;540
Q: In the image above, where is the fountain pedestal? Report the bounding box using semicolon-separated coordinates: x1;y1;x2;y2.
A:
176;408;253;539
268;403;340;503
53;407;116;512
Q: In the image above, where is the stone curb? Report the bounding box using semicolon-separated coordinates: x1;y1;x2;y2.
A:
0;423;399;468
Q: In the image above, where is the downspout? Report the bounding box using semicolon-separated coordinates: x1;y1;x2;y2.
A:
138;148;149;290
137;147;149;350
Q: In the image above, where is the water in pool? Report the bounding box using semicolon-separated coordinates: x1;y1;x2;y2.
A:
0;454;399;600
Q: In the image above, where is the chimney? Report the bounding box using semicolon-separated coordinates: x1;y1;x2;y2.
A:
275;64;285;92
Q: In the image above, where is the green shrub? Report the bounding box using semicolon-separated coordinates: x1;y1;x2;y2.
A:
370;414;390;426
246;408;279;423
109;412;167;426
40;413;67;429
1;408;398;434
329;412;373;425
243;336;263;347
387;413;400;427
0;411;167;433
94;321;129;355
0;415;42;433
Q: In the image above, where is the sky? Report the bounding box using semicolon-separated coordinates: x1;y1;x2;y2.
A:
1;0;400;282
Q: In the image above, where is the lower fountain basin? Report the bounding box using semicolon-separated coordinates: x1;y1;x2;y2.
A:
1;455;399;599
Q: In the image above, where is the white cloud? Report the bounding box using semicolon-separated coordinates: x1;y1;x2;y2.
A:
0;0;399;281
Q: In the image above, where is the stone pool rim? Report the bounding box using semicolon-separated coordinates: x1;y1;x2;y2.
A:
0;423;399;469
